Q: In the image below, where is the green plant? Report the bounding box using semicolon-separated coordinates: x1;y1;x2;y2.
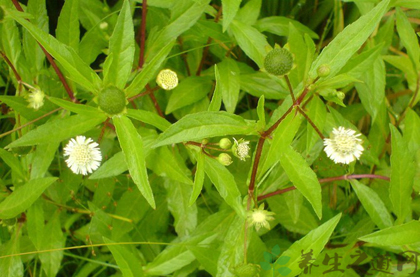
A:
0;0;420;276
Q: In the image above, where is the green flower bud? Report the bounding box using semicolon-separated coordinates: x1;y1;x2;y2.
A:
232;263;261;277
336;91;345;100
317;64;330;77
263;48;293;76
201;138;209;145
98;86;127;115
217;153;232;166
219;138;232;149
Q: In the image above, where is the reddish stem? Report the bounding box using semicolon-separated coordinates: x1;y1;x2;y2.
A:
296;106;325;139
137;0;147;69
257;174;390;201
284;75;296;103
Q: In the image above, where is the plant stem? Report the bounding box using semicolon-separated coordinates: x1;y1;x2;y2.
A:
257;174;390;201
137;0;147;69
284;75;296;103
296;106;324;139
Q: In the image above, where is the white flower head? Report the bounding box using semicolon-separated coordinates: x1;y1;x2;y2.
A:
156;69;178;90
232;138;250;161
64;136;102;175
323;127;364;164
247;204;275;231
27;88;45;110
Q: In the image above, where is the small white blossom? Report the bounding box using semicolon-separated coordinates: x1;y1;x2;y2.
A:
27;88;44;110
64;136;102;175
232;138;250;161
323;127;364;164
247;204;275;231
156;69;178;90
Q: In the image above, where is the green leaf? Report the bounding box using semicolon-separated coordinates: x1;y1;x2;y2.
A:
145;0;210;58
279;146;322;219
396;7;420;71
103;0;135;89
235;0;261;26
256;95;266;128
125;41;175;97
389;125;415;224
229;19;270;68
403;109;420;153
354;56;385;121
309;0;390;78
30;142;59;179
165;76;212;114
165;179;198;237
103;237;144;277
153;111;255;148
113;115;155;209
0;177;57;219
272;214;341;277
204;156;245;217
259;111;302;177
27;201;45;250
56;0;80;51
256;16;319;39
147;146;193;186
0;95;45;121
89;152;126;180
359;220;420;246
208;65;222;112
0;231;23;277
240;72;288;100
48;97;103;116
222;0;241;32
189;151;205;206
350;180;393;229
126;108;171;131
0;148;26;180
6;8;101;91
217;59;240;113
7;114;107;148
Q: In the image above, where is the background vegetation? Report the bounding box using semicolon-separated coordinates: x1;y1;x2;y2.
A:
1;0;420;276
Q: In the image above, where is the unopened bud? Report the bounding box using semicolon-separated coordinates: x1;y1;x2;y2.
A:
317;64;330;77
263;48;293;76
217;153;232;166
336;91;345;100
219;138;232;149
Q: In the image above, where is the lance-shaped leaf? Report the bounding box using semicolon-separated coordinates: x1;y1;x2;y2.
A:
126;109;171;131
222;0;241;32
48;97;103;116
189;151;205;206
270;214;341;277
0;177;58;219
103;0;135;89
56;0;80;51
113;115;155;209
204;156;245;217
6;9;102;91
7;114;107;148
350;180;393;229
279;146;322;219
359;220;420;246
309;0;390;78
389;125;415;224
103;237;144;277
0;148;26;180
217;59;240;113
153;111;256;148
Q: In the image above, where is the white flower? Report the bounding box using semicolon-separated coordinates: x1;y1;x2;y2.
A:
247;204;275;231
156;69;178;90
27;88;44;110
323;127;364;164
232;138;250;161
64;136;102;175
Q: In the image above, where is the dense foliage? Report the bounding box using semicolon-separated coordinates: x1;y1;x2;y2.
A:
1;0;420;276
